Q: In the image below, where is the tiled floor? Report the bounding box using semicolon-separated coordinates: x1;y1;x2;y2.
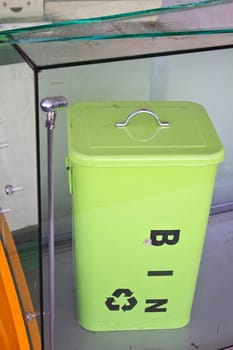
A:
43;211;233;350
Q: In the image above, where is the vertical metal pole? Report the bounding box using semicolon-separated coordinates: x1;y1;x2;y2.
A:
46;110;56;350
40;96;68;350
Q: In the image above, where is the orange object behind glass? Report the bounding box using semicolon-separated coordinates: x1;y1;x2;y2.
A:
0;239;30;350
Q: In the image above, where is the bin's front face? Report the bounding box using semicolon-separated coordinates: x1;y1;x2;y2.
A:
67;101;224;331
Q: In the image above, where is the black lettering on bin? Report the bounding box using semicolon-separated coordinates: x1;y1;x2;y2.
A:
112;289;133;298
105;289;137;312
150;230;180;246
147;270;174;277
144;299;168;313
105;297;120;311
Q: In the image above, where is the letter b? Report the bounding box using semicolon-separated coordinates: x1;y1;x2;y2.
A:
150;230;180;246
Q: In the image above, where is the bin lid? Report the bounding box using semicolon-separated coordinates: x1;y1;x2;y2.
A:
67;101;224;167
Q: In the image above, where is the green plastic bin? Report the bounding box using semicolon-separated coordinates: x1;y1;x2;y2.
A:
66;101;224;331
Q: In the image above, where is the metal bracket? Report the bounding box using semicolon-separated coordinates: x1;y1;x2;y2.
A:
26;311;40;322
0;143;8;149
0;206;11;214
4;184;23;196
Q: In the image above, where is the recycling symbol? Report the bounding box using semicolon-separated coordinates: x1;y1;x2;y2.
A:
105;288;137;312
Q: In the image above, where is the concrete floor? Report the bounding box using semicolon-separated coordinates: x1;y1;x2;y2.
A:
43;211;233;350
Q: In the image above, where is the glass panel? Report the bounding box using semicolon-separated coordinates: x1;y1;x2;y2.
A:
0;46;42;349
38;52;233;241
0;0;229;28
37;55;233;349
1;0;233;67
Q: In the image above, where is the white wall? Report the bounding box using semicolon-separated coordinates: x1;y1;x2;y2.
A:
150;49;233;206
0;63;38;231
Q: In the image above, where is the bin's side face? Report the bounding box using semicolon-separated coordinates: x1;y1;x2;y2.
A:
71;163;217;331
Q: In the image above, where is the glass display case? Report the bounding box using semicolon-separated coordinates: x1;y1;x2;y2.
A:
1;1;233;349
